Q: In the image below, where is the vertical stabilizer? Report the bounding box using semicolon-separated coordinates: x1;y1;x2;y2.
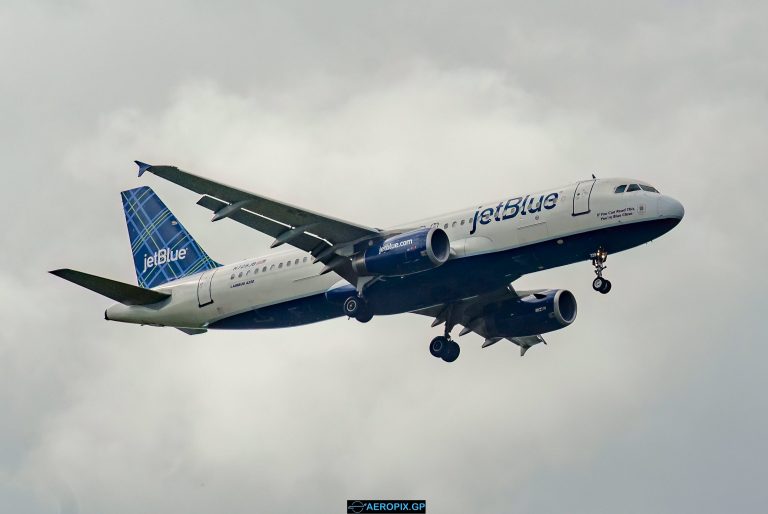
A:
121;186;220;288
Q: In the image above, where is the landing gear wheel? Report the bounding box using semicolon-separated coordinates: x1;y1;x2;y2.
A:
430;336;448;358
429;337;460;362
591;247;611;294
344;295;374;322
354;303;374;323
441;340;461;363
343;296;361;317
592;277;605;292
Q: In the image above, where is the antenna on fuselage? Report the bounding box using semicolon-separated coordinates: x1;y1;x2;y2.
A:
592;173;596;179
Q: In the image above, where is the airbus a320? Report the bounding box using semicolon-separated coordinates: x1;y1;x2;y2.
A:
51;162;684;362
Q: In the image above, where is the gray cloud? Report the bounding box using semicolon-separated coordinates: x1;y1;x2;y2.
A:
1;1;766;512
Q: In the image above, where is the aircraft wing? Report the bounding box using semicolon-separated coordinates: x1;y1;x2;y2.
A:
412;285;548;356
134;162;380;272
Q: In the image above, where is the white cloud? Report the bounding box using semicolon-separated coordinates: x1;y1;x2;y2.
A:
2;1;767;513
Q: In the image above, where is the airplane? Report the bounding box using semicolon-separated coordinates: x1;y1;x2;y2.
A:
51;162;684;362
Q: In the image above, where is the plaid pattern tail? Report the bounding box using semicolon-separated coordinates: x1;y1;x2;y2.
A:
121;186;220;288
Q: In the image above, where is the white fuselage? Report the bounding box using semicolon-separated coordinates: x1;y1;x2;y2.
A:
105;178;684;329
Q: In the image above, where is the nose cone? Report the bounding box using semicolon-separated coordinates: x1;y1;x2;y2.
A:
658;195;685;221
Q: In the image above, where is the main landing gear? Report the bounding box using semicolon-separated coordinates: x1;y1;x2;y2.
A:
428;305;461;363
591;247;612;294
343;295;374;323
429;336;460;363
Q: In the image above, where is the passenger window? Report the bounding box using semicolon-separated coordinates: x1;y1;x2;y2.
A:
452;221;457;227
460;219;465;226
278;263;283;269
627;184;640;192
238;272;243;278
255;268;259;274
443;223;448;229
303;257;308;263
286;261;291;267
270;264;275;270
614;185;627;193
640;184;659;193
246;270;251;276
230;274;235;280
262;266;267;272
295;259;299;265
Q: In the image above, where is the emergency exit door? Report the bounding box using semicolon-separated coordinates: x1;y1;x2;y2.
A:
573;180;596;216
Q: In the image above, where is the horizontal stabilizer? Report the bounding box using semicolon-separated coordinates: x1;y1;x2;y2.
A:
50;269;170;306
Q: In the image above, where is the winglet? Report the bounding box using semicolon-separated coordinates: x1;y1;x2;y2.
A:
134;160;152;177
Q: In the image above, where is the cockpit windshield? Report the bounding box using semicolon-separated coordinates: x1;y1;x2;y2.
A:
614;183;660;194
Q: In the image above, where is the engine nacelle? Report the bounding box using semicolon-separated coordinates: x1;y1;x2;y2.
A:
488;289;578;337
351;227;450;277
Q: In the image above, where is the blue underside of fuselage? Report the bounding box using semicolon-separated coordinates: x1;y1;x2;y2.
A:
208;217;680;330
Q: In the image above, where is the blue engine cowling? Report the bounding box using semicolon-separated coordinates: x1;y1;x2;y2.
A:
487;289;578;337
351;227;451;276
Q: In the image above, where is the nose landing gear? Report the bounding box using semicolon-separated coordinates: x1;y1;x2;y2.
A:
591;247;612;294
592;276;612;294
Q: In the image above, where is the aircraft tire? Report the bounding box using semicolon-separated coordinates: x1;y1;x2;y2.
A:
600;280;612;294
354;303;374;323
430;336;448;358
343;296;361;317
592;277;605;292
442;340;460;363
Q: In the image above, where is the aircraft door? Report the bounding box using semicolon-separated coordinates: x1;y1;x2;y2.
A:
572;179;596;216
197;269;216;307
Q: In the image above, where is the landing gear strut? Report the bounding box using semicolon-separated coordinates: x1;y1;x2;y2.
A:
590;247;612;294
343;295;373;323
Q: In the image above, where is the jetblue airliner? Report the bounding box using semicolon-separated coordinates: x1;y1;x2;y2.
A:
51;162;684;362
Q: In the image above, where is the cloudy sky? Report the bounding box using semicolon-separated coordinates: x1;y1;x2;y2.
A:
2;1;767;512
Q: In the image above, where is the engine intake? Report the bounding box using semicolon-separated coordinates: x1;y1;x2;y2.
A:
352;227;450;277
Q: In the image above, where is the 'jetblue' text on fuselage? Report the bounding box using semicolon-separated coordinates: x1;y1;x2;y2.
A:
470;192;559;235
